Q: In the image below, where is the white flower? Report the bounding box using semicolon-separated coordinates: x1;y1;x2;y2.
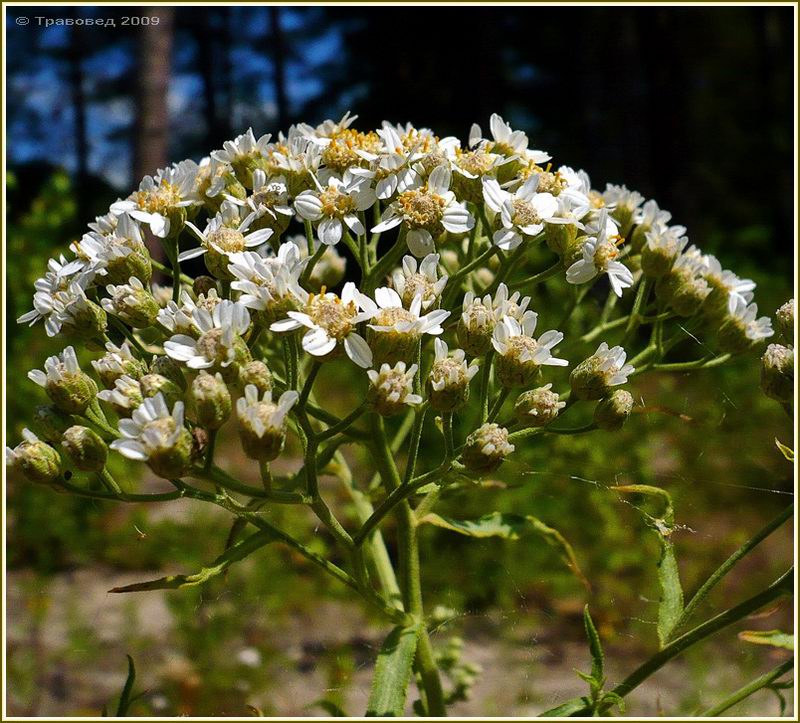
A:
703;254;757;313
28;345;83;388
110;161;198;238
491;313;568;367
482;176;558;250
360;287;449;337
229;244;308;322
269;282;374;368
566;211;633;296
367;362;423;416
164;300;250;370
602;184;645;216
17;259;91;334
728;298;774;341
492;283;532;321
211;127;271;165
295;171;375;246
71;214;149;282
179;201;273;267
236;386;298;461
634;199;672;230
191;156;231;202
97;375;143;414
111;394;187;462
391;254;448;309
225;169;293;222
372;165;474;257
592;342;635;386
348;124;419;200
469;113;532;158
91;341;143;385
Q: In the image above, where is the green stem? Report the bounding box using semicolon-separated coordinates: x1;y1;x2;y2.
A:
651;354;732;372
198;465;310;503
108;316;147;357
303;219;315;255
204;429;218;473
365;229;407;293
403;405;429;486
478;351;494;424
299;361;321;408
59;478;183;503
443;245;499;306
622;277;652;347
606;568;792;704
580;314;630;343
300;243;327;287
515;260;563;290
701;658;793;716
487;388;510;423
316;401;368;441
670;504;793;639
98;468;122;494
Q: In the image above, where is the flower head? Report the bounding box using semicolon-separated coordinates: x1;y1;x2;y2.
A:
236;386;298;461
492;313;568;388
367;362;422;417
483;176;558;250
29;346;98;414
569;343;635;400
6;429;62;485
392;254;448;310
461;422;515;474
566;211;633;296
427;338;479;412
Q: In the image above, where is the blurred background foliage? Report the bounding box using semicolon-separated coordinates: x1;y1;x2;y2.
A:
5;4;794;716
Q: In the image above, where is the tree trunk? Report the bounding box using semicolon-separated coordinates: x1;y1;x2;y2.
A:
67;11;89;223
269;6;289;130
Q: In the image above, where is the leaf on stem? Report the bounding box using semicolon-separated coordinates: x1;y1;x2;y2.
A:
115;655;136;716
583;605;604;685
738;629;794;650
775;438;794;462
539;696;592;717
109;529;276;593
366;623;421;716
614;484;684;648
418;512;589;589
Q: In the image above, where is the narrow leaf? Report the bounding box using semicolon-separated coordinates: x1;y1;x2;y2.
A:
738;629;794;650
539;696;592;717
615;485;684;647
311;700;348;716
775;438;794;462
109;528;275;593
115;655;136;716
419;512;589;589
583;605;604;683
366;624;420;716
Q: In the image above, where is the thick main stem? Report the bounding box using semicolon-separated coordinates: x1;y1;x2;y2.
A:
374;416;446;716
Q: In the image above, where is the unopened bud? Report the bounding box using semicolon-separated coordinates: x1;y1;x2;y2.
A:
670;276;711;318
237;386;298;462
62;425;108;472
29;405;73;443
569;343;634;401
427;339;478;412
237;360;273;395
139;373;183;409
192;371;232;430
760;344;794;403
193;275;219;298
514;384;565;427
28;346;98;415
367;362;422;417
149;355;186;390
97;375;143;417
92;342;147;388
594;389;634;431
544;222;578;257
6;429;62;484
461;423;514;474
776;299;794;341
102;277;159;328
457;293;496;357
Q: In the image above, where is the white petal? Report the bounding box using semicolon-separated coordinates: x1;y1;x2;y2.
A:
344;333;373;369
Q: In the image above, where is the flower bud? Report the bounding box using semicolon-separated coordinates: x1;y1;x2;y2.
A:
6;429;62;484
193;275;219;298
367;362;422;417
670;276;711;318
544;222;578;257
192;371;232;430
97;375;143;417
102;277;159;328
92;342;148;388
29;346;98;415
139;373;183;409
760;344;794;403
427;340;479;412
236;386;298;461
29;405;73;444
776;299;794;341
61;425;108;472
237;360;273;395
594;389;634;431
457;293;496;357
60;297;108;341
569;343;634;401
514;384;565;427
461;423;514;474
149;355;186;390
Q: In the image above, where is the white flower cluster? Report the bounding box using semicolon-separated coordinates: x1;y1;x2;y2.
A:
9;113;775;485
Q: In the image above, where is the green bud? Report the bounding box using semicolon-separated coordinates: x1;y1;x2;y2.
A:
103;248;152;287
149;355;186;390
594;389;634;431
641;242;679;279
193;275;219;298
760;344;794;403
192;371;232;430
62;425;108;472
461;423;515;474
569;343;633;401
544;222;578;257
237;360;273;395
457;295;496;357
92;342;148;388
139;373;183;409
514;385;565;427
237;387;298;462
61;298;108;341
670;276;711;318
6;430;62;484
29;405;73;443
29;347;98;415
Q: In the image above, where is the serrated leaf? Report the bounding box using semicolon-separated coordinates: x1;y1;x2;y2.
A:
775;438;794;462
419;512;589;589
615;485;684;647
583;605;604;684
366;624;420;716
739;629;794;650
539;696;592;717
109;528;275;593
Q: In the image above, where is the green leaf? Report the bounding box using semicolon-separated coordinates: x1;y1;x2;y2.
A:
109;528;275;593
775;438;794;462
615;485;684;647
115;655;136;716
366;624;420;716
539;696;592;716
583;605;604;684
738;629;794;650
419;512;589;589
310;700;348;717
